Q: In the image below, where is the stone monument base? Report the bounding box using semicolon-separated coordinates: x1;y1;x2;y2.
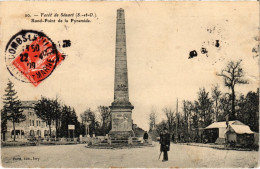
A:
109;130;135;141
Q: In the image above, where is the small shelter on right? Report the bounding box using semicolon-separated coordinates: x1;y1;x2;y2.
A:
225;123;255;147
204;120;256;147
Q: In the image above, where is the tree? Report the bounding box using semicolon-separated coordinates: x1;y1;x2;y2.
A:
191;103;200;142
211;84;222;122
245;89;259;132
97;106;111;136
52;98;62;137
2;80;26;141
1;108;7;141
194;88;213;127
148;106;158;131
217;60;248;120
80;108;97;136
183;100;193;137
35;97;54;137
60;105;79;138
155;120;168;136
218;93;232;121
163;107;175;133
236;89;259;132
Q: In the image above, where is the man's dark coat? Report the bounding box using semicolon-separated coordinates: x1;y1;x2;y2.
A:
160;132;171;151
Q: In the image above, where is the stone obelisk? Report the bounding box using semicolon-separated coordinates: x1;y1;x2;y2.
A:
109;8;134;140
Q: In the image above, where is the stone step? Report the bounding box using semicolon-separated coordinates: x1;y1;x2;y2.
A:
111;140;128;144
133;140;141;143
111;139;128;140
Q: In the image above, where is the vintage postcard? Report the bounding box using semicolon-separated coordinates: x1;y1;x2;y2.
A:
0;1;259;168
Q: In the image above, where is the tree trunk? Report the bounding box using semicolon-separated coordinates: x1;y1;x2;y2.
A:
2;132;5;142
13;121;16;141
231;87;235;120
215;100;218;122
203;113;206;128
49;125;52;137
103;120;105;136
55;119;58;138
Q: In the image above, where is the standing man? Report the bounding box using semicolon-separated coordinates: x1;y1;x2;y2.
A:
160;127;171;162
143;131;149;143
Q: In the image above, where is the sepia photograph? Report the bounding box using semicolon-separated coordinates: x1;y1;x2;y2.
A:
0;1;259;168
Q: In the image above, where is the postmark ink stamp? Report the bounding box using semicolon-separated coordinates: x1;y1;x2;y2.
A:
5;30;65;86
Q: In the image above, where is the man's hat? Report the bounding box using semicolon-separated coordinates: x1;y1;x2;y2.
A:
163;127;168;130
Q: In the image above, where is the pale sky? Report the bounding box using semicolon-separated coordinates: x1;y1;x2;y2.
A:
0;2;259;131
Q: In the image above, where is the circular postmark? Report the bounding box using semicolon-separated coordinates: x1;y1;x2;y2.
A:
5;30;63;86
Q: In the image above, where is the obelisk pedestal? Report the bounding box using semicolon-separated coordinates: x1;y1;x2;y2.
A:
109;8;134;140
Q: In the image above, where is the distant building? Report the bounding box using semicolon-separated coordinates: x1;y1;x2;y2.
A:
5;101;56;141
132;123;145;137
204;120;255;145
225;123;255;147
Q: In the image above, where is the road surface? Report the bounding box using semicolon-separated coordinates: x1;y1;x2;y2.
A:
1;142;259;168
